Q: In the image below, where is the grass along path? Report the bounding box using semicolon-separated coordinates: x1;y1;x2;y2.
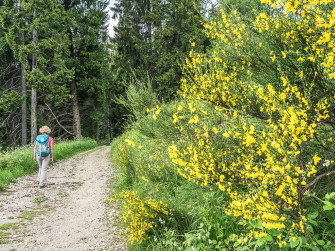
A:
0;146;127;251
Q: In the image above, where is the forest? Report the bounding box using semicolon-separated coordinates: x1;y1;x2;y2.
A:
1;0;335;250
0;0;210;149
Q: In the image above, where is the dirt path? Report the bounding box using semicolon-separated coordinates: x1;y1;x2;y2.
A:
0;146;127;251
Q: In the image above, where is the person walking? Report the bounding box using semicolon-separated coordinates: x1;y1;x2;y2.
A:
34;126;54;188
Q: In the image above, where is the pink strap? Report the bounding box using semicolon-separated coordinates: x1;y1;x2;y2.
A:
48;137;53;147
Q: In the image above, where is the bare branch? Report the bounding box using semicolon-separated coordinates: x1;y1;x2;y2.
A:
44;102;75;136
303;169;335;193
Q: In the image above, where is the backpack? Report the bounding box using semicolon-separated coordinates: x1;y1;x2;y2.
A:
36;135;50;157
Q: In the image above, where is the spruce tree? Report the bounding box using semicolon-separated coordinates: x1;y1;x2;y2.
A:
0;0;74;144
111;0;208;100
63;0;110;138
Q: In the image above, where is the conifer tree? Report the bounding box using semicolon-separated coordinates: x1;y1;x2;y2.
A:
0;0;74;144
111;0;208;100
63;0;110;138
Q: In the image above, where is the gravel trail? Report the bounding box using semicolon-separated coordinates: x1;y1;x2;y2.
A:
0;146;127;251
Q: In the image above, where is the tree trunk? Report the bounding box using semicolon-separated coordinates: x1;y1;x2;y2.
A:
31;88;37;142
21;62;27;146
64;0;82;138
96;121;100;144
71;80;81;138
147;1;152;43
107;119;111;144
106;97;111;144
30;9;38;143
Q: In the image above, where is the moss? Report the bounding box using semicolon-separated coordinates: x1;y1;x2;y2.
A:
17;205;52;221
0;223;19;231
57;191;70;197
0;230;10;244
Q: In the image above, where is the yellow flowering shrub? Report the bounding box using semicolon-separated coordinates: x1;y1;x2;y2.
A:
117;132;178;185
112;131;177;244
168;0;335;246
112;1;335;249
110;190;169;244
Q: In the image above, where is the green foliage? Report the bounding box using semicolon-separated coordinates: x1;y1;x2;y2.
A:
0;138;98;190
0;90;23;116
323;193;335;211
115;78;159;122
34;196;48;203
0;0;74;103
0;0;112;145
219;0;266;17
0;31;8;81
64;0;109;92
64;0;111;139
111;0;209;100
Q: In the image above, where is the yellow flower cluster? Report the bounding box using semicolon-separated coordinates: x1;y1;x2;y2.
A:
118;135;171;184
172;78;328;233
169;0;335;240
110;190;169;244
117;136;132;172
124;138;135;148
259;0;335;80
150;105;161;120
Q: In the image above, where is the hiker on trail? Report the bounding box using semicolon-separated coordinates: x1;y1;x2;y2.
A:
34;126;54;188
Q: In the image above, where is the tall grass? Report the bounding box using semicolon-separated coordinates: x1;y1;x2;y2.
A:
0;138;98;190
